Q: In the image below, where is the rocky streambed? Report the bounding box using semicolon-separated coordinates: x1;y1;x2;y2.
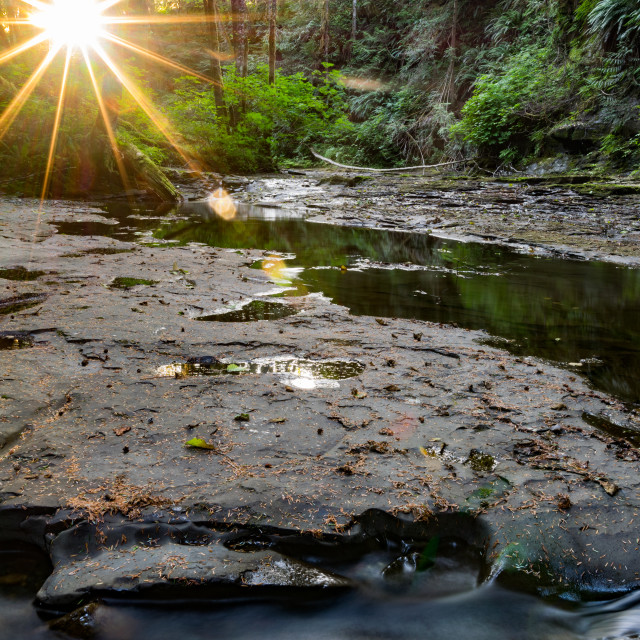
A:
1;173;640;638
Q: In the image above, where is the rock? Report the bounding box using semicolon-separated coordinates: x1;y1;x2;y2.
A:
49;603;100;639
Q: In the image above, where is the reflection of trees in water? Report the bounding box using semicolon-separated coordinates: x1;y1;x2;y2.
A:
114;202;640;402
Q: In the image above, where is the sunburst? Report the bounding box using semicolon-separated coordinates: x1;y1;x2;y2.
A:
0;0;221;200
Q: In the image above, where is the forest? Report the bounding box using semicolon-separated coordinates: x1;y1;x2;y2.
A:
0;0;639;197
3;1;640;638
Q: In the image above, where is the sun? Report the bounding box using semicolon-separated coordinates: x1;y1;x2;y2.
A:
0;0;224;202
29;0;106;48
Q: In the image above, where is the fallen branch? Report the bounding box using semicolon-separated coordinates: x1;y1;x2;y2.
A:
310;149;467;173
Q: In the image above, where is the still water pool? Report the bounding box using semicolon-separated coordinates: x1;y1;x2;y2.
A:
54;198;640;404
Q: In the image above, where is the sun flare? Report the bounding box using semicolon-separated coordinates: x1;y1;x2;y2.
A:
0;0;217;202
29;0;106;48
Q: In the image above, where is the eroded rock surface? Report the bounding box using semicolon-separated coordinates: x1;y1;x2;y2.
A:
0;196;639;611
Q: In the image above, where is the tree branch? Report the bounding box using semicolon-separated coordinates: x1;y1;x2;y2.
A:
310;149;467;173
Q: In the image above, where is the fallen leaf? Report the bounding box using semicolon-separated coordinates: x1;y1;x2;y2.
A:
185;437;217;450
114;426;131;437
375;318;388;326
270;417;286;423
384;384;400;392
351;388;367;399
234;413;250;422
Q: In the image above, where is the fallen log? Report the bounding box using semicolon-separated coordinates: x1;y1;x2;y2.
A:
121;142;182;202
310;149;467;173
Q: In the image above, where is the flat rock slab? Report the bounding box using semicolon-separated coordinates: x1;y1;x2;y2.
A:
241;172;640;265
1;198;639;609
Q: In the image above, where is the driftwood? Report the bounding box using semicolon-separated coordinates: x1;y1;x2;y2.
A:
310;149;467;173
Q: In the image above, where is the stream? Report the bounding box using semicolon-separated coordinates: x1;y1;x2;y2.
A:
4;189;640;639
53;197;640;405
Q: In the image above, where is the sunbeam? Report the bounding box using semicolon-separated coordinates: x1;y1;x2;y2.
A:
40;45;71;201
104;32;220;87
82;46;132;194
0;44;61;140
93;42;201;172
0;32;49;65
0;0;219;200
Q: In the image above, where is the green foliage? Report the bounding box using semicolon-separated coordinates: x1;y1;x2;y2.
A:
452;49;578;162
585;0;640;49
166;65;353;172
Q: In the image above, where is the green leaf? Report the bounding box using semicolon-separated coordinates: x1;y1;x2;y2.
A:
227;363;248;373
234;413;250;421
185;438;217;450
416;536;439;572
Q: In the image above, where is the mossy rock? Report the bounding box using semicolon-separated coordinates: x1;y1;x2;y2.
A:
319;175;369;187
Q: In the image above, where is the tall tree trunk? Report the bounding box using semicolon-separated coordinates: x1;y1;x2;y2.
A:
268;0;277;84
443;0;457;105
230;0;248;114
351;0;357;44
322;0;329;68
203;0;226;115
230;0;247;77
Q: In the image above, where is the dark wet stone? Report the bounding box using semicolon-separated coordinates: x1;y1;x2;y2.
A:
49;603;100;639
0;293;46;315
62;248;134;257
109;277;158;289
582;411;640;448
196;300;298;322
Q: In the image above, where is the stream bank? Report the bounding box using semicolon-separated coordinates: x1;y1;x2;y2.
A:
234;170;640;265
0;184;639;635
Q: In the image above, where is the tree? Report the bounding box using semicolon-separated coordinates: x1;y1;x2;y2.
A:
268;0;277;84
230;0;248;78
203;0;226;114
321;0;329;67
351;0;357;44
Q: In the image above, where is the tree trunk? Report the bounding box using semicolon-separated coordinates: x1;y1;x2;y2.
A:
322;0;330;67
442;0;457;105
230;0;248;77
203;0;226;115
121;142;182;202
351;0;356;44
268;0;277;84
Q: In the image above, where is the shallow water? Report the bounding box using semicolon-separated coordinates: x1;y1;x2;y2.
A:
53;198;640;404
3;539;640;640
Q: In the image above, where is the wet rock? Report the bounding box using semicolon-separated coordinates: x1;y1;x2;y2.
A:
49;603;100;639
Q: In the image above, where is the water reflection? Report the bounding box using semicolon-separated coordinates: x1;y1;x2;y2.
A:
156;357;365;389
52;198;640;403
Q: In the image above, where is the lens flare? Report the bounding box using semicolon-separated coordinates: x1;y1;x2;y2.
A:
208;188;237;220
30;0;105;48
0;0;225;202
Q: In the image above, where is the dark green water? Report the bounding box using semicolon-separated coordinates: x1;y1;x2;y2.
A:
54;199;640;404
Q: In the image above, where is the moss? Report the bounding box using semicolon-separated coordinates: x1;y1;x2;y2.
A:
109;277;158;290
569;183;640;196
467;449;496;472
0;267;46;281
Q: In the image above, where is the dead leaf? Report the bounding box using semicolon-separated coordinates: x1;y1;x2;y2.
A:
114;426;131;437
270;417;286;424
